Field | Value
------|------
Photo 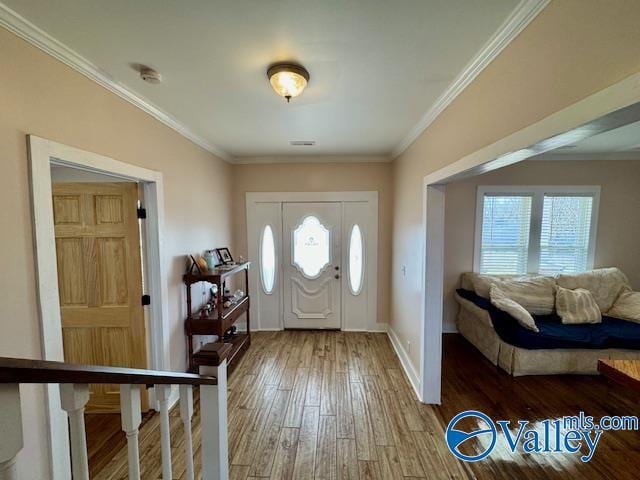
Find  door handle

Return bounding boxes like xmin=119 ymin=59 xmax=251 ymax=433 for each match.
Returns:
xmin=335 ymin=274 xmax=341 ymax=279
xmin=335 ymin=266 xmax=340 ymax=270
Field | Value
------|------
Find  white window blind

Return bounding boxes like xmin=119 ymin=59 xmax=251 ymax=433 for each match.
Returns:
xmin=475 ymin=186 xmax=599 ymax=275
xmin=539 ymin=195 xmax=593 ymax=274
xmin=479 ymin=195 xmax=532 ymax=274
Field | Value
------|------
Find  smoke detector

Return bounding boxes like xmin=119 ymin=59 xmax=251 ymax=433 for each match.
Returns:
xmin=140 ymin=67 xmax=162 ymax=84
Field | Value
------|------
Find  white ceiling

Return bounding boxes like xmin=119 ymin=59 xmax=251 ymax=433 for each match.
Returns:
xmin=2 ymin=0 xmax=525 ymax=160
xmin=532 ymin=120 xmax=640 ymax=160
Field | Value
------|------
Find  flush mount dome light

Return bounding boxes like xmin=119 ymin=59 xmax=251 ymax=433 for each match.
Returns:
xmin=268 ymin=63 xmax=309 ymax=102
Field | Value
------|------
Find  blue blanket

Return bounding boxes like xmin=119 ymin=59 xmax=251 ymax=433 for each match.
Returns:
xmin=456 ymin=288 xmax=640 ymax=350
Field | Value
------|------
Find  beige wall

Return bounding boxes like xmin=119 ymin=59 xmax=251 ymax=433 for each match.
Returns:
xmin=232 ymin=161 xmax=393 ymax=324
xmin=443 ymin=160 xmax=640 ymax=331
xmin=0 ymin=28 xmax=233 ymax=478
xmin=391 ymin=0 xmax=640 ymax=371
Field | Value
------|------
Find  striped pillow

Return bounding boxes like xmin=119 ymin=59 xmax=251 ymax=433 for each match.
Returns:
xmin=555 ymin=286 xmax=602 ymax=324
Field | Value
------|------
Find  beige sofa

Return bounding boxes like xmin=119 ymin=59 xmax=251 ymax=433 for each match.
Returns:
xmin=455 ymin=271 xmax=640 ymax=376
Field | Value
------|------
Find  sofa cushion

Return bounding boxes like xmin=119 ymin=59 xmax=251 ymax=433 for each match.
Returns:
xmin=490 ymin=285 xmax=539 ymax=332
xmin=456 ymin=288 xmax=640 ymax=350
xmin=608 ymin=288 xmax=640 ymax=323
xmin=491 ymin=276 xmax=556 ymax=315
xmin=555 ymin=286 xmax=601 ymax=325
xmin=469 ymin=274 xmax=508 ymax=298
xmin=556 ymin=267 xmax=630 ymax=313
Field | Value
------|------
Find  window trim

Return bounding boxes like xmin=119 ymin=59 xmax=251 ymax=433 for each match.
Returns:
xmin=473 ymin=185 xmax=601 ymax=274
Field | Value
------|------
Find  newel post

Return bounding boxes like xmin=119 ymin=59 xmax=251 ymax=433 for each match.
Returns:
xmin=200 ymin=360 xmax=229 ymax=480
xmin=0 ymin=384 xmax=22 ymax=480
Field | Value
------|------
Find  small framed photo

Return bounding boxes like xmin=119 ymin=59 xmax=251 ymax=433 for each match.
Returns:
xmin=216 ymin=247 xmax=234 ymax=265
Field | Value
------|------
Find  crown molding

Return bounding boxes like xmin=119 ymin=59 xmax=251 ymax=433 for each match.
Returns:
xmin=391 ymin=0 xmax=550 ymax=159
xmin=0 ymin=2 xmax=233 ymax=163
xmin=233 ymin=155 xmax=392 ymax=165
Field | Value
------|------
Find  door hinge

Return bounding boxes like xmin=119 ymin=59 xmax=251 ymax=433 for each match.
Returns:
xmin=137 ymin=207 xmax=147 ymax=219
xmin=141 ymin=294 xmax=151 ymax=306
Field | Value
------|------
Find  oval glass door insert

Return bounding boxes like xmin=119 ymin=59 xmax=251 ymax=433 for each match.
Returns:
xmin=293 ymin=215 xmax=330 ymax=278
xmin=261 ymin=225 xmax=276 ymax=293
xmin=348 ymin=224 xmax=364 ymax=294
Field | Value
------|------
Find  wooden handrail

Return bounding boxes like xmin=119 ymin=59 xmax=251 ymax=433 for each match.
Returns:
xmin=0 ymin=357 xmax=217 ymax=386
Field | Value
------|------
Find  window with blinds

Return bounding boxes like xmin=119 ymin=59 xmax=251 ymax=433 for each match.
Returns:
xmin=475 ymin=187 xmax=598 ymax=275
xmin=539 ymin=196 xmax=594 ymax=274
xmin=479 ymin=195 xmax=532 ymax=274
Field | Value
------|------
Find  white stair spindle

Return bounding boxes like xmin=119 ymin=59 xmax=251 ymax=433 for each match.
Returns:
xmin=120 ymin=384 xmax=142 ymax=480
xmin=200 ymin=360 xmax=229 ymax=480
xmin=0 ymin=384 xmax=22 ymax=480
xmin=179 ymin=385 xmax=194 ymax=480
xmin=59 ymin=383 xmax=90 ymax=480
xmin=155 ymin=384 xmax=173 ymax=480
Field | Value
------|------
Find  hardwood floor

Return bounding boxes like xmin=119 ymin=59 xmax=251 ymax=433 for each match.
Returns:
xmin=88 ymin=331 xmax=640 ymax=479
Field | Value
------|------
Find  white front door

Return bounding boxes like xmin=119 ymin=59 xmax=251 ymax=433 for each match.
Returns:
xmin=283 ymin=202 xmax=342 ymax=329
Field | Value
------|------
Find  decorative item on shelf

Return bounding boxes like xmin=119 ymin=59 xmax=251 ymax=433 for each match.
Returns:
xmin=203 ymin=249 xmax=221 ymax=270
xmin=233 ymin=290 xmax=245 ymax=303
xmin=216 ymin=247 xmax=234 ymax=265
xmin=223 ymin=325 xmax=237 ymax=342
xmin=188 ymin=254 xmax=203 ymax=274
xmin=210 ymin=284 xmax=219 ymax=302
xmin=196 ymin=255 xmax=209 ymax=272
xmin=200 ymin=302 xmax=213 ymax=317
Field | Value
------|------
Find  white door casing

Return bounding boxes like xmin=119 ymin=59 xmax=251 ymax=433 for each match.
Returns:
xmin=283 ymin=203 xmax=342 ymax=329
xmin=29 ymin=136 xmax=170 ymax=479
xmin=246 ymin=191 xmax=378 ymax=332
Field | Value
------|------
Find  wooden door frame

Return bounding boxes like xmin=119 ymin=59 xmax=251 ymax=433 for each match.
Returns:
xmin=417 ymin=72 xmax=640 ymax=405
xmin=246 ymin=191 xmax=379 ymax=332
xmin=29 ymin=136 xmax=170 ymax=479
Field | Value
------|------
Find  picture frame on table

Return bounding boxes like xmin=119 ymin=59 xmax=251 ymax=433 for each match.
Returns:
xmin=216 ymin=247 xmax=234 ymax=265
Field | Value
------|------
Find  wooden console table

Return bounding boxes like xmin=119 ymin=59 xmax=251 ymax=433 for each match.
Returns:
xmin=183 ymin=262 xmax=251 ymax=373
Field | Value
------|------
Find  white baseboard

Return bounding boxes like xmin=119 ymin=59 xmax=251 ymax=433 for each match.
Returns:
xmin=386 ymin=326 xmax=422 ymax=402
xmin=253 ymin=327 xmax=389 ymax=333
xmin=341 ymin=328 xmax=387 ymax=333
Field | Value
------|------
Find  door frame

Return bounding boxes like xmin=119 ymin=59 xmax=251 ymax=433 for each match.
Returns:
xmin=246 ymin=191 xmax=379 ymax=332
xmin=29 ymin=135 xmax=171 ymax=479
xmin=418 ymin=72 xmax=640 ymax=405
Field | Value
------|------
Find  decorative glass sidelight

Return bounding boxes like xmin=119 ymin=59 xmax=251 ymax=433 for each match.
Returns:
xmin=261 ymin=225 xmax=276 ymax=293
xmin=293 ymin=215 xmax=330 ymax=278
xmin=348 ymin=224 xmax=364 ymax=294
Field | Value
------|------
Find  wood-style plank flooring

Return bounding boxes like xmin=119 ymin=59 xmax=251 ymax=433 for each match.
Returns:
xmin=88 ymin=331 xmax=640 ymax=479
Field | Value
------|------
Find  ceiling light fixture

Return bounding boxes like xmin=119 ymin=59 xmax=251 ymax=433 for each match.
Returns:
xmin=267 ymin=63 xmax=309 ymax=103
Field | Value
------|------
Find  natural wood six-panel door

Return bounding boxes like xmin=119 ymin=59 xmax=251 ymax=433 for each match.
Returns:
xmin=53 ymin=182 xmax=148 ymax=413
